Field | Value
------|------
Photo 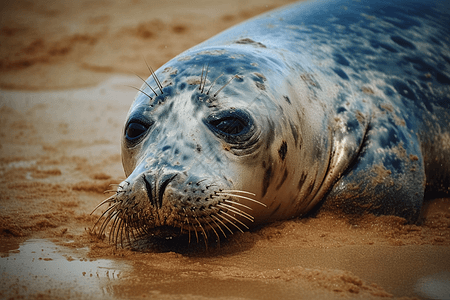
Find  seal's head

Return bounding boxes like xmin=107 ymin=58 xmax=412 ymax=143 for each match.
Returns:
xmin=94 ymin=46 xmax=335 ymax=244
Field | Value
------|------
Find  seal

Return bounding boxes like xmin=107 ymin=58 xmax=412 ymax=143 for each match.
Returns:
xmin=93 ymin=0 xmax=450 ymax=244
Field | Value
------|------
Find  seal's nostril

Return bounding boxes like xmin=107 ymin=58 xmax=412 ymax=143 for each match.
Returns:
xmin=157 ymin=173 xmax=178 ymax=208
xmin=142 ymin=175 xmax=155 ymax=207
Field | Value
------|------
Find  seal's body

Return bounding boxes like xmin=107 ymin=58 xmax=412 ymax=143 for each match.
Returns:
xmin=96 ymin=0 xmax=450 ymax=241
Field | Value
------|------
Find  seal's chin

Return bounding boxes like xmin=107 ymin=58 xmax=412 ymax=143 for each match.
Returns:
xmin=130 ymin=224 xmax=216 ymax=253
xmin=143 ymin=225 xmax=184 ymax=240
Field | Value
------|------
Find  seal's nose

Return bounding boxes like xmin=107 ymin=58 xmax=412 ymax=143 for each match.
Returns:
xmin=141 ymin=172 xmax=178 ymax=208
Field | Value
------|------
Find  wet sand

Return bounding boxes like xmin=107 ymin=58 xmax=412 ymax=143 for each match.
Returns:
xmin=1 ymin=0 xmax=449 ymax=299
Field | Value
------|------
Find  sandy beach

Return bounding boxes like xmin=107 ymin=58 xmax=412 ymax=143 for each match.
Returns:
xmin=1 ymin=0 xmax=449 ymax=299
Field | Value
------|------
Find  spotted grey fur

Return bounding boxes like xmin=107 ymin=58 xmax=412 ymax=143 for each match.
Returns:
xmin=93 ymin=0 xmax=450 ymax=243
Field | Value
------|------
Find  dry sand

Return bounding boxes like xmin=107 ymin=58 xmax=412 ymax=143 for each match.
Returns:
xmin=0 ymin=0 xmax=449 ymax=299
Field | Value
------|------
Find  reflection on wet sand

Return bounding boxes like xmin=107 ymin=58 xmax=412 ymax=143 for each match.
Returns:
xmin=0 ymin=239 xmax=127 ymax=299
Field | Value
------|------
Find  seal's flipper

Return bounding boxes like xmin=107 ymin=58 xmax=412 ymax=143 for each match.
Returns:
xmin=324 ymin=105 xmax=426 ymax=222
xmin=304 ymin=91 xmax=370 ymax=213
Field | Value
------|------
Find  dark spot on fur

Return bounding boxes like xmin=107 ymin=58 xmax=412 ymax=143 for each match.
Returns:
xmin=235 ymin=38 xmax=266 ymax=48
xmin=436 ymin=71 xmax=450 ymax=85
xmin=362 ymin=87 xmax=374 ymax=94
xmin=333 ymin=68 xmax=349 ymax=80
xmin=283 ymin=95 xmax=291 ymax=104
xmin=300 ymin=73 xmax=320 ymax=89
xmin=370 ymin=39 xmax=398 ymax=53
xmin=392 ymin=80 xmax=417 ymax=101
xmin=196 ymin=144 xmax=201 ymax=153
xmin=254 ymin=73 xmax=266 ymax=81
xmin=297 ymin=173 xmax=307 ymax=190
xmin=442 ymin=55 xmax=450 ymax=65
xmin=337 ymin=106 xmax=346 ymax=113
xmin=265 ymin=120 xmax=275 ymax=149
xmin=289 ymin=120 xmax=299 ymax=147
xmin=256 ymin=82 xmax=266 ymax=90
xmin=262 ymin=166 xmax=272 ymax=197
xmin=270 ymin=203 xmax=282 ymax=216
xmin=276 ymin=169 xmax=288 ymax=190
xmin=306 ymin=180 xmax=315 ymax=195
xmin=391 ymin=35 xmax=416 ymax=50
xmin=278 ymin=141 xmax=288 ymax=161
xmin=334 ymin=53 xmax=350 ymax=66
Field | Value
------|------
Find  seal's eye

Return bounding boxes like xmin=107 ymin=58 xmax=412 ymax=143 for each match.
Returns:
xmin=126 ymin=122 xmax=148 ymax=140
xmin=124 ymin=117 xmax=153 ymax=147
xmin=205 ymin=109 xmax=254 ymax=144
xmin=209 ymin=117 xmax=246 ymax=135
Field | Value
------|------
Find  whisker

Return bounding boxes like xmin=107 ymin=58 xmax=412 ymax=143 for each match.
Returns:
xmin=127 ymin=85 xmax=153 ymax=100
xmin=216 ymin=213 xmax=245 ymax=233
xmin=120 ymin=217 xmax=128 ymax=248
xmin=213 ymin=75 xmax=236 ymax=98
xmin=200 ymin=63 xmax=209 ymax=93
xmin=206 ymin=73 xmax=224 ymax=95
xmin=205 ymin=219 xmax=220 ymax=244
xmin=109 ymin=183 xmax=121 ymax=186
xmin=209 ymin=216 xmax=226 ymax=238
xmin=188 ymin=224 xmax=192 ymax=244
xmin=123 ymin=222 xmax=131 ymax=246
xmin=216 ymin=192 xmax=267 ymax=207
xmin=96 ymin=203 xmax=117 ymax=226
xmin=93 ymin=206 xmax=116 ymax=233
xmin=193 ymin=224 xmax=199 ymax=244
xmin=195 ymin=217 xmax=208 ymax=240
xmin=134 ymin=73 xmax=158 ymax=97
xmin=117 ymin=219 xmax=126 ymax=247
xmin=203 ymin=64 xmax=210 ymax=93
xmin=144 ymin=59 xmax=163 ymax=94
xmin=128 ymin=222 xmax=137 ymax=242
xmin=195 ymin=217 xmax=208 ymax=249
xmin=217 ymin=203 xmax=254 ymax=222
xmin=221 ymin=190 xmax=256 ymax=196
xmin=109 ymin=211 xmax=121 ymax=244
xmin=115 ymin=218 xmax=123 ymax=247
xmin=196 ymin=178 xmax=208 ymax=186
xmin=219 ymin=210 xmax=250 ymax=230
xmin=119 ymin=209 xmax=129 ymax=247
xmin=183 ymin=208 xmax=192 ymax=244
xmin=103 ymin=190 xmax=118 ymax=194
xmin=211 ymin=214 xmax=233 ymax=235
xmin=222 ymin=199 xmax=253 ymax=211
xmin=91 ymin=195 xmax=117 ymax=215
xmin=97 ymin=210 xmax=116 ymax=237
xmin=179 ymin=220 xmax=184 ymax=235
xmin=199 ymin=64 xmax=205 ymax=91
xmin=134 ymin=222 xmax=145 ymax=238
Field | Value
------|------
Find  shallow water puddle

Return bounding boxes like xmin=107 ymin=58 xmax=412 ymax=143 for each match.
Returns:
xmin=0 ymin=239 xmax=128 ymax=299
xmin=415 ymin=272 xmax=450 ymax=300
